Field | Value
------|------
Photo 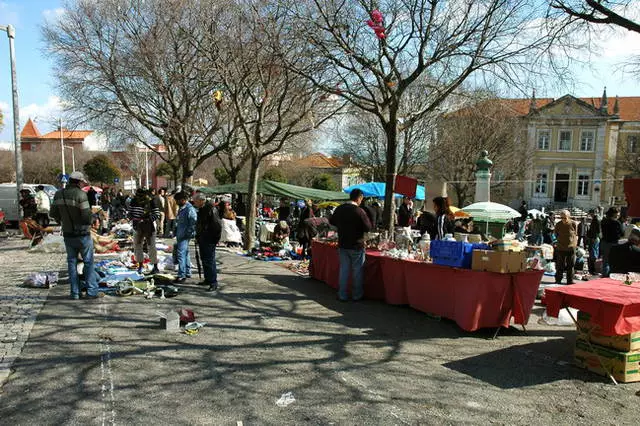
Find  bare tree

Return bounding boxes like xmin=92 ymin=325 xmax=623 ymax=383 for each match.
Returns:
xmin=551 ymin=0 xmax=640 ymax=33
xmin=282 ymin=0 xmax=570 ymax=232
xmin=426 ymin=96 xmax=528 ymax=206
xmin=43 ymin=0 xmax=230 ymax=185
xmin=198 ymin=0 xmax=342 ymax=249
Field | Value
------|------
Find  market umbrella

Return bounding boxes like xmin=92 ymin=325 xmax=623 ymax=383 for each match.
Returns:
xmin=527 ymin=208 xmax=546 ymax=217
xmin=450 ymin=206 xmax=471 ymax=218
xmin=343 ymin=182 xmax=426 ymax=200
xmin=461 ymin=202 xmax=521 ymax=222
xmin=316 ymin=201 xmax=341 ymax=209
xmin=82 ymin=186 xmax=103 ymax=193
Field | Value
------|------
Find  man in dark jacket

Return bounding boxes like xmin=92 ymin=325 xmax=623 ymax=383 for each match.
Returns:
xmin=609 ymin=227 xmax=640 ymax=274
xmin=600 ymin=206 xmax=624 ymax=277
xmin=50 ymin=171 xmax=100 ymax=300
xmin=397 ymin=196 xmax=413 ymax=227
xmin=329 ymin=188 xmax=372 ymax=302
xmin=585 ymin=209 xmax=601 ymax=275
xmin=193 ymin=192 xmax=222 ymax=291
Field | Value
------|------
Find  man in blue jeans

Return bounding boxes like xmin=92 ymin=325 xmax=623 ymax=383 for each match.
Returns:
xmin=193 ymin=192 xmax=222 ymax=291
xmin=329 ymin=189 xmax=372 ymax=301
xmin=50 ymin=171 xmax=100 ymax=300
xmin=174 ymin=191 xmax=197 ymax=283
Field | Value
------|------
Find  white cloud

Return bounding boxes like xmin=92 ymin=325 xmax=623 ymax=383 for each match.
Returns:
xmin=0 ymin=2 xmax=20 ymax=27
xmin=42 ymin=7 xmax=66 ymax=21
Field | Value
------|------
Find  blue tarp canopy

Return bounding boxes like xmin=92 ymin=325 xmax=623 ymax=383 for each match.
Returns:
xmin=343 ymin=182 xmax=425 ymax=201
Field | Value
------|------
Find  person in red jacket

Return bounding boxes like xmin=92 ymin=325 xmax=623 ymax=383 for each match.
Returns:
xmin=329 ymin=189 xmax=372 ymax=302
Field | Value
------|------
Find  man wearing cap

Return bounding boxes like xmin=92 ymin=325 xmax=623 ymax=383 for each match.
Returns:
xmin=174 ymin=191 xmax=197 ymax=283
xmin=193 ymin=192 xmax=222 ymax=291
xmin=50 ymin=171 xmax=101 ymax=300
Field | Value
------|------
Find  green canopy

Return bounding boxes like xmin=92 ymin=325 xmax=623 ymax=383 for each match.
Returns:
xmin=197 ymin=179 xmax=349 ymax=201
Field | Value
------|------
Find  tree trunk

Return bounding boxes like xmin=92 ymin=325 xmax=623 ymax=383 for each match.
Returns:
xmin=382 ymin=112 xmax=398 ymax=236
xmin=230 ymin=168 xmax=239 ymax=184
xmin=244 ymin=155 xmax=260 ymax=250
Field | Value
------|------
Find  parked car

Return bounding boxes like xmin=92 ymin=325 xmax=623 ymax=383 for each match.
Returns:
xmin=0 ymin=183 xmax=58 ymax=224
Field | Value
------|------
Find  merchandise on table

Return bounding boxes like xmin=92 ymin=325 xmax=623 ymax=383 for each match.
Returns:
xmin=577 ymin=311 xmax=640 ymax=352
xmin=574 ymin=339 xmax=640 ymax=383
xmin=490 ymin=238 xmax=525 ymax=252
xmin=471 ymin=250 xmax=526 ymax=273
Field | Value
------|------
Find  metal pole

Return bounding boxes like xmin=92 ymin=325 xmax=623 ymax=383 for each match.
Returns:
xmin=2 ymin=25 xmax=24 ymax=213
xmin=72 ymin=146 xmax=75 ymax=172
xmin=60 ymin=117 xmax=65 ymax=176
xmin=145 ymin=147 xmax=149 ymax=188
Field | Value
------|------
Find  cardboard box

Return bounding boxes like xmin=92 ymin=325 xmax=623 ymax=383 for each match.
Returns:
xmin=574 ymin=339 xmax=640 ymax=383
xmin=576 ymin=311 xmax=640 ymax=352
xmin=471 ymin=250 xmax=526 ymax=273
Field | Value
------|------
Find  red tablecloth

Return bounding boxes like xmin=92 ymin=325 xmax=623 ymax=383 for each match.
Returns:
xmin=311 ymin=241 xmax=543 ymax=331
xmin=309 ymin=242 xmax=385 ymax=300
xmin=545 ymin=279 xmax=640 ymax=336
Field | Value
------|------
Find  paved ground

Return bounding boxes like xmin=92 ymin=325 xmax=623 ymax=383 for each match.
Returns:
xmin=0 ymin=235 xmax=65 ymax=385
xmin=0 ymin=241 xmax=639 ymax=425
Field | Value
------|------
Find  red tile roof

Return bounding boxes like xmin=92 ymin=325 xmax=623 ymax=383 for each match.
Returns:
xmin=39 ymin=128 xmax=93 ymax=140
xmin=20 ymin=118 xmax=41 ymax=138
xmin=498 ymin=96 xmax=640 ymax=121
xmin=295 ymin=152 xmax=345 ymax=168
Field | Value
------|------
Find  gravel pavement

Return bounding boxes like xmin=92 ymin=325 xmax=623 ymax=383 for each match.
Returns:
xmin=0 ymin=242 xmax=639 ymax=425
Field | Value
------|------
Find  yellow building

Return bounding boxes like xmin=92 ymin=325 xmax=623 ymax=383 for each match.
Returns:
xmin=519 ymin=91 xmax=640 ymax=210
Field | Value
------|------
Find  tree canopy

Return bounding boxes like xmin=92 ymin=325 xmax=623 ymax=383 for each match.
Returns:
xmin=84 ymin=154 xmax=121 ymax=185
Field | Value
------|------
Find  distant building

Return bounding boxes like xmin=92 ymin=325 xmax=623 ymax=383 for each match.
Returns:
xmin=517 ymin=90 xmax=640 ymax=210
xmin=292 ymin=152 xmax=363 ymax=189
xmin=20 ymin=118 xmax=92 ymax=152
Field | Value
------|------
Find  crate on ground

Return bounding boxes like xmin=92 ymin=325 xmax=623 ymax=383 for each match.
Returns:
xmin=576 ymin=311 xmax=640 ymax=352
xmin=574 ymin=339 xmax=640 ymax=383
xmin=431 ymin=240 xmax=490 ymax=269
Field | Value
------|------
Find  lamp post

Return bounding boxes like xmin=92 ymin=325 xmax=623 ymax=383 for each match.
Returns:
xmin=0 ymin=24 xmax=24 ymax=212
xmin=64 ymin=145 xmax=75 ymax=172
xmin=60 ymin=117 xmax=65 ymax=176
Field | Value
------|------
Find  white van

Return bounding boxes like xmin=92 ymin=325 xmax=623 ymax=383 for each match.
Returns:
xmin=0 ymin=183 xmax=58 ymax=224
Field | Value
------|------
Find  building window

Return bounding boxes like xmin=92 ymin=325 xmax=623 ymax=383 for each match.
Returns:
xmin=629 ymin=136 xmax=638 ymax=153
xmin=577 ymin=174 xmax=590 ymax=196
xmin=30 ymin=144 xmax=37 ymax=152
xmin=580 ymin=130 xmax=594 ymax=151
xmin=535 ymin=173 xmax=548 ymax=194
xmin=537 ymin=130 xmax=550 ymax=150
xmin=558 ymin=130 xmax=572 ymax=151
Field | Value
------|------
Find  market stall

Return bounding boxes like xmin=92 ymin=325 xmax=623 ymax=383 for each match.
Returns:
xmin=544 ymin=277 xmax=640 ymax=383
xmin=310 ymin=240 xmax=543 ymax=332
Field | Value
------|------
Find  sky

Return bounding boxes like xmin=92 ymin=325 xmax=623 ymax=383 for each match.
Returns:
xmin=1 ymin=1 xmax=640 ymax=150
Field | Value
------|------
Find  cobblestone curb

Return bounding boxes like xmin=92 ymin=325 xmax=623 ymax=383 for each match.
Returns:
xmin=0 ymin=237 xmax=65 ymax=387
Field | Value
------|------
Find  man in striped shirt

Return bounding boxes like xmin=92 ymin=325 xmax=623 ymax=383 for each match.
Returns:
xmin=129 ymin=188 xmax=162 ymax=274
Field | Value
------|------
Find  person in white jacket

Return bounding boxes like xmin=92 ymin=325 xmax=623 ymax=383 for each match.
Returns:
xmin=35 ymin=185 xmax=51 ymax=227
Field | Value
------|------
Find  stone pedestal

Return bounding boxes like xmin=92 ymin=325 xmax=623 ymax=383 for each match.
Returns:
xmin=474 ymin=150 xmax=493 ymax=203
xmin=475 ymin=169 xmax=491 ymax=203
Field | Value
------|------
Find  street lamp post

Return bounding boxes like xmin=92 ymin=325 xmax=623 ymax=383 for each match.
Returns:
xmin=0 ymin=24 xmax=24 ymax=212
xmin=64 ymin=145 xmax=75 ymax=172
xmin=60 ymin=117 xmax=65 ymax=176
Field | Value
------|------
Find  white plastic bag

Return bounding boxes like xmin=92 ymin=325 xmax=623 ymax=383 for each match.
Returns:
xmin=29 ymin=235 xmax=66 ymax=253
xmin=23 ymin=271 xmax=58 ymax=288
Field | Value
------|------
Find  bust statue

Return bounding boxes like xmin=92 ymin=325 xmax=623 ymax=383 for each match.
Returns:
xmin=476 ymin=150 xmax=493 ymax=172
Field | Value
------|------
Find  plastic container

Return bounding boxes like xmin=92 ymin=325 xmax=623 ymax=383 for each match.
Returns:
xmin=431 ymin=240 xmax=473 ymax=268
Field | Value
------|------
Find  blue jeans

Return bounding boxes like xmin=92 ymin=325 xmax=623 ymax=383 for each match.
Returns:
xmin=600 ymin=241 xmax=615 ymax=277
xmin=198 ymin=242 xmax=218 ymax=285
xmin=586 ymin=238 xmax=600 ymax=275
xmin=64 ymin=234 xmax=98 ymax=298
xmin=516 ymin=221 xmax=526 ymax=240
xmin=338 ymin=248 xmax=366 ymax=301
xmin=175 ymin=238 xmax=192 ymax=279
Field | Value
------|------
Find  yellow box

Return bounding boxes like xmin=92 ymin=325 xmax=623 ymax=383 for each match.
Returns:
xmin=574 ymin=339 xmax=640 ymax=383
xmin=471 ymin=250 xmax=526 ymax=273
xmin=576 ymin=311 xmax=640 ymax=352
